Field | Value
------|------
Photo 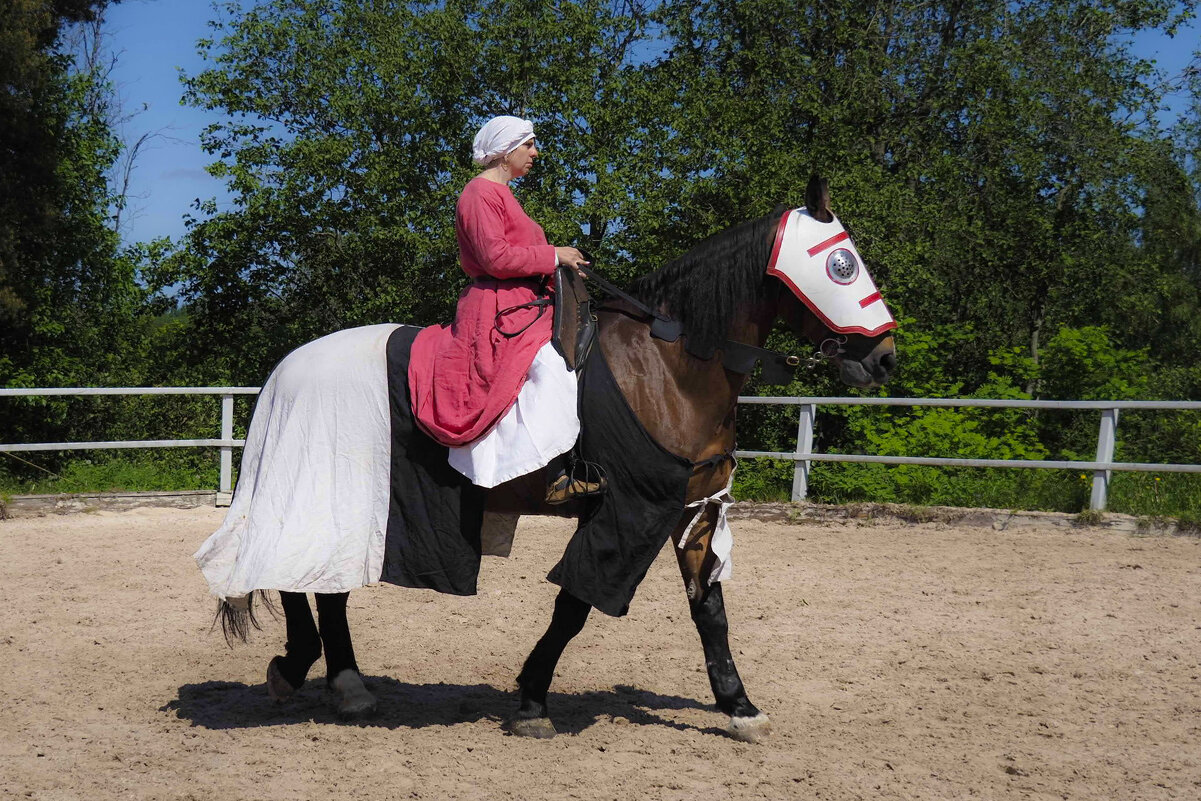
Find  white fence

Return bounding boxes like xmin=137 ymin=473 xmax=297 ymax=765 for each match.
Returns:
xmin=3 ymin=389 xmax=1201 ymax=510
xmin=0 ymin=387 xmax=258 ymax=504
xmin=735 ymin=397 xmax=1201 ymax=509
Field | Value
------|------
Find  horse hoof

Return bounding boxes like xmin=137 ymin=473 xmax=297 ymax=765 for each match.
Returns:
xmin=330 ymin=669 xmax=378 ymax=720
xmin=266 ymin=656 xmax=296 ymax=702
xmin=506 ymin=717 xmax=557 ymax=739
xmin=728 ymin=712 xmax=772 ymax=743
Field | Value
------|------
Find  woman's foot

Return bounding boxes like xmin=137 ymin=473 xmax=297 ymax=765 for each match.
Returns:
xmin=544 ymin=473 xmax=606 ymax=505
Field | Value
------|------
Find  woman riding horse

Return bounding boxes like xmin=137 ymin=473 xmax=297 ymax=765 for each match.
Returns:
xmin=408 ymin=115 xmax=602 ymax=504
xmin=195 ymin=169 xmax=897 ymax=739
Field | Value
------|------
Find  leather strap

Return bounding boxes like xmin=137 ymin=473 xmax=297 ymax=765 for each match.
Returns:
xmin=494 ymin=298 xmax=552 ymax=338
xmin=580 ymin=262 xmax=798 ymax=381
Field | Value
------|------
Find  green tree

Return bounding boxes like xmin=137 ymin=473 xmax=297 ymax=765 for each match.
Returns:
xmin=648 ymin=1 xmax=1200 ymax=381
xmin=161 ymin=0 xmax=667 ymax=382
xmin=2 ymin=0 xmax=123 ymax=374
xmin=165 ymin=1 xmax=1201 ymax=510
xmin=0 ymin=1 xmax=173 ymax=461
xmin=170 ymin=2 xmax=1201 ymax=384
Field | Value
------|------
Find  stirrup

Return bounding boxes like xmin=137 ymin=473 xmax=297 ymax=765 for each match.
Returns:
xmin=544 ymin=458 xmax=607 ymax=505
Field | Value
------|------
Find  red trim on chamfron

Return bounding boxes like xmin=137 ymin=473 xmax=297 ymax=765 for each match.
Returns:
xmin=765 ymin=266 xmax=898 ymax=337
xmin=858 ymin=291 xmax=882 ymax=308
xmin=806 ymin=230 xmax=849 ymax=257
xmin=766 ymin=210 xmax=792 ymax=273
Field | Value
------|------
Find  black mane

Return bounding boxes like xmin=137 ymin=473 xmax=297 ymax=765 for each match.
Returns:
xmin=629 ymin=207 xmax=786 ymax=357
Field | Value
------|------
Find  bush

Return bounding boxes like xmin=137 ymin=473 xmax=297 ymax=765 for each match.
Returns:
xmin=0 ymin=451 xmax=221 ymax=495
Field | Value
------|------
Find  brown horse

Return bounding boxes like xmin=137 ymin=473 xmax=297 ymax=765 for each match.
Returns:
xmin=216 ymin=176 xmax=896 ymax=742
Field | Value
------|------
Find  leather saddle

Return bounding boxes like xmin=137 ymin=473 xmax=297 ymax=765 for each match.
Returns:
xmin=551 ymin=265 xmax=597 ymax=372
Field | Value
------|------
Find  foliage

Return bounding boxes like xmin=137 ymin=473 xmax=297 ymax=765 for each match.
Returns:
xmin=0 ymin=451 xmax=220 ymax=495
xmin=153 ymin=0 xmax=678 ymax=383
xmin=1108 ymin=472 xmax=1201 ymax=518
xmin=163 ymin=0 xmax=1201 ymax=388
xmin=0 ymin=0 xmax=160 ymax=456
xmin=737 ymin=322 xmax=1199 ymax=512
xmin=4 ymin=1 xmax=1201 ymax=516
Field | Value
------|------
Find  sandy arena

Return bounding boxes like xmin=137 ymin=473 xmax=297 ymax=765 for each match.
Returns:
xmin=1 ymin=505 xmax=1199 ymax=800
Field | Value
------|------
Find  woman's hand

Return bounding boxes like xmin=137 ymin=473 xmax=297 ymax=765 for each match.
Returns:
xmin=554 ymin=247 xmax=590 ymax=276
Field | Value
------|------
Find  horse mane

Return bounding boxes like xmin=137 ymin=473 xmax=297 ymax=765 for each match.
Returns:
xmin=629 ymin=207 xmax=787 ymax=357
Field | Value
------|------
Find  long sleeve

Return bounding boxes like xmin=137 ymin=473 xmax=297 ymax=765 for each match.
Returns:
xmin=410 ymin=177 xmax=558 ymax=447
xmin=456 ymin=181 xmax=557 ymax=279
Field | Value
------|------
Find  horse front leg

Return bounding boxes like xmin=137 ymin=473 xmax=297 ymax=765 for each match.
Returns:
xmin=674 ymin=507 xmax=772 ymax=742
xmin=509 ymin=588 xmax=591 ymax=738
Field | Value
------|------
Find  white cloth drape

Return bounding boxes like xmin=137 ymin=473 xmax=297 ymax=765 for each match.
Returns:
xmin=195 ymin=324 xmax=399 ymax=600
xmin=195 ymin=326 xmax=578 ymax=601
xmin=448 ymin=342 xmax=579 ymax=488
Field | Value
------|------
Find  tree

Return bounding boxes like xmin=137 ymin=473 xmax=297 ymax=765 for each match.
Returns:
xmin=162 ymin=0 xmax=669 ymax=382
xmin=0 ymin=0 xmax=164 ymax=454
xmin=1 ymin=0 xmax=121 ymax=351
xmin=648 ymin=1 xmax=1201 ymax=384
xmin=169 ymin=1 xmax=1201 ymax=392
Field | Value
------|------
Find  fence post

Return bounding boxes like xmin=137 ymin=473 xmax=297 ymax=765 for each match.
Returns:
xmin=218 ymin=394 xmax=234 ymax=507
xmin=1089 ymin=407 xmax=1119 ymax=511
xmin=791 ymin=403 xmax=817 ymax=502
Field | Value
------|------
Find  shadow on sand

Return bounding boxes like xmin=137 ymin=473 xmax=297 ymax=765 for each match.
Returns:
xmin=160 ymin=676 xmax=727 ymax=737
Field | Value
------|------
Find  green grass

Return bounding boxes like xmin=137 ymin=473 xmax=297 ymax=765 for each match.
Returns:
xmin=0 ymin=452 xmax=221 ymax=496
xmin=732 ymin=458 xmax=1201 ymax=519
xmin=5 ymin=452 xmax=1199 ymax=523
xmin=1105 ymin=472 xmax=1201 ymax=519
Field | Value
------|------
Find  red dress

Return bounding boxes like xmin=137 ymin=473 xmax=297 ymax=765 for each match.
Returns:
xmin=409 ymin=177 xmax=557 ymax=446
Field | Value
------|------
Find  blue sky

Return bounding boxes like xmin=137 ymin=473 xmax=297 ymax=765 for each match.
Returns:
xmin=104 ymin=1 xmax=233 ymax=247
xmin=103 ymin=1 xmax=1200 ymax=248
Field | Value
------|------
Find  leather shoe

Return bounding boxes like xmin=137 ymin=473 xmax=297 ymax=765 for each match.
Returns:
xmin=545 ymin=473 xmax=607 ymax=505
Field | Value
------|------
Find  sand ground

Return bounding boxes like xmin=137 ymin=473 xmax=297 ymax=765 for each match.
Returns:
xmin=1 ymin=506 xmax=1199 ymax=800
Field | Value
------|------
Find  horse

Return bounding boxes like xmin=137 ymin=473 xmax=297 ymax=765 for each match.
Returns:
xmin=202 ymin=175 xmax=897 ymax=742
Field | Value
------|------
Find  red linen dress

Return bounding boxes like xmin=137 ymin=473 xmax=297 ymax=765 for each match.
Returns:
xmin=409 ymin=176 xmax=558 ymax=446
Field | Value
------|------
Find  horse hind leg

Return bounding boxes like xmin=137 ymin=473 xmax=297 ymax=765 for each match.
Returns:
xmin=266 ymin=591 xmax=323 ymax=702
xmin=315 ymin=591 xmax=377 ymax=719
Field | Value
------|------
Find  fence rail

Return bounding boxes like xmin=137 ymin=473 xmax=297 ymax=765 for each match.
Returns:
xmin=0 ymin=387 xmax=258 ymax=503
xmin=734 ymin=397 xmax=1201 ymax=509
xmin=4 ymin=388 xmax=1200 ymax=510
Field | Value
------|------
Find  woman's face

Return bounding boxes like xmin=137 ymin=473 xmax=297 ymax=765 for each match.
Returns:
xmin=505 ymin=138 xmax=538 ymax=178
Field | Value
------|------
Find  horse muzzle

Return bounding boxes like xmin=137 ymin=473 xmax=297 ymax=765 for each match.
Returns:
xmin=837 ymin=336 xmax=896 ymax=388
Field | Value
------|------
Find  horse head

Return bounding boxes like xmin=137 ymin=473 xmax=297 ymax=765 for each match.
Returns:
xmin=773 ymin=175 xmax=897 ymax=389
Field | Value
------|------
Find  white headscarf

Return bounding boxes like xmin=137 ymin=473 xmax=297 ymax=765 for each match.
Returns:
xmin=472 ymin=115 xmax=535 ymax=166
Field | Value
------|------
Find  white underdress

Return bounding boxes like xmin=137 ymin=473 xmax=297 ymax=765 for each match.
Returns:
xmin=448 ymin=342 xmax=579 ymax=488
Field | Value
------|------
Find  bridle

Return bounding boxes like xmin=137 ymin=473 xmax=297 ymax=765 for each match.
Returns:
xmin=578 ymin=262 xmax=841 ymax=383
xmin=812 ymin=334 xmax=849 ymax=365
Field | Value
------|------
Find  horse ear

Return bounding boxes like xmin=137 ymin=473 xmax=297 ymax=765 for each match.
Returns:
xmin=805 ymin=174 xmax=834 ymax=223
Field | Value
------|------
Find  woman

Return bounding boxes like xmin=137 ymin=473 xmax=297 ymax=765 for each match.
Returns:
xmin=408 ymin=115 xmax=601 ymax=503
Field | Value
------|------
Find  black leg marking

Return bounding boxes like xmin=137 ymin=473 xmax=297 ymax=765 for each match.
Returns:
xmin=275 ymin=591 xmax=322 ymax=690
xmin=315 ymin=591 xmax=358 ymax=684
xmin=515 ymin=589 xmax=591 ymax=721
xmin=691 ymin=583 xmax=760 ymax=719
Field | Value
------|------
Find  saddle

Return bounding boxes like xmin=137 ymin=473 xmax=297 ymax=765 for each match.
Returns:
xmin=551 ymin=265 xmax=597 ymax=372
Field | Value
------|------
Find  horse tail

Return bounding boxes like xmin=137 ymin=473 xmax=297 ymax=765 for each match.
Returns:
xmin=213 ymin=590 xmax=277 ymax=645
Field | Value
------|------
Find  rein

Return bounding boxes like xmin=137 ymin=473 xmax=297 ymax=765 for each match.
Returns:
xmin=494 ymin=297 xmax=551 ymax=338
xmin=577 ymin=264 xmax=682 ymax=342
xmin=578 ymin=263 xmax=841 ymax=382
